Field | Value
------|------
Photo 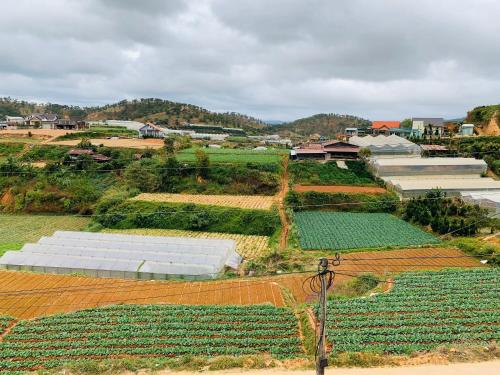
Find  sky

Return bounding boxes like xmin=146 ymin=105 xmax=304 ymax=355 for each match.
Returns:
xmin=1 ymin=0 xmax=499 ymax=122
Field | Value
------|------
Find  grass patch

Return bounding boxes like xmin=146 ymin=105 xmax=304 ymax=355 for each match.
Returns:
xmin=289 ymin=160 xmax=378 ymax=186
xmin=328 ymin=274 xmax=380 ymax=300
xmin=176 ymin=147 xmax=285 ymax=165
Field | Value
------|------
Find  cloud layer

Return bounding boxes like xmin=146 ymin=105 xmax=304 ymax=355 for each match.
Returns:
xmin=1 ymin=0 xmax=499 ymax=120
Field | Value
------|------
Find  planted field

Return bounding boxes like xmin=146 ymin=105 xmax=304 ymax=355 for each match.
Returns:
xmin=0 ymin=316 xmax=14 ymax=335
xmin=0 ymin=304 xmax=302 ymax=371
xmin=0 ymin=214 xmax=90 ymax=255
xmin=295 ymin=212 xmax=439 ymax=250
xmin=327 ymin=268 xmax=500 ymax=354
xmin=103 ymin=228 xmax=270 ymax=259
xmin=289 ymin=160 xmax=376 ymax=186
xmin=131 ymin=193 xmax=276 ymax=210
xmin=0 ymin=271 xmax=285 ymax=319
xmin=293 ymin=185 xmax=387 ymax=194
xmin=176 ymin=148 xmax=285 ymax=164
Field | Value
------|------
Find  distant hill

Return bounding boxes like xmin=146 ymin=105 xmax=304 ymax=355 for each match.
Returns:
xmin=0 ymin=98 xmax=266 ymax=132
xmin=270 ymin=113 xmax=371 ymax=138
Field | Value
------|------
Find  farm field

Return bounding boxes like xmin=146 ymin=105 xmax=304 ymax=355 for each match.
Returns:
xmin=289 ymin=160 xmax=377 ymax=186
xmin=131 ymin=193 xmax=277 ymax=210
xmin=0 ymin=214 xmax=90 ymax=255
xmin=103 ymin=228 xmax=271 ymax=259
xmin=295 ymin=212 xmax=440 ymax=250
xmin=176 ymin=147 xmax=285 ymax=164
xmin=326 ymin=268 xmax=500 ymax=354
xmin=293 ymin=185 xmax=387 ymax=194
xmin=0 ymin=316 xmax=14 ymax=335
xmin=0 ymin=271 xmax=286 ymax=319
xmin=48 ymin=138 xmax=164 ymax=149
xmin=0 ymin=304 xmax=302 ymax=372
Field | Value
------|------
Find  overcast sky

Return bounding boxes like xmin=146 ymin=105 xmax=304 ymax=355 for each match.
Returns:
xmin=1 ymin=0 xmax=499 ymax=121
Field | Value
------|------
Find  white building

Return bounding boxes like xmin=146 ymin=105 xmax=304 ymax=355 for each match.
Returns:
xmin=411 ymin=118 xmax=444 ymax=137
xmin=460 ymin=124 xmax=475 ymax=136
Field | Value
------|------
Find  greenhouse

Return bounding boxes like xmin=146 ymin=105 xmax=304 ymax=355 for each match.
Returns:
xmin=370 ymin=157 xmax=488 ymax=177
xmin=0 ymin=231 xmax=242 ymax=280
xmin=349 ymin=135 xmax=422 ymax=157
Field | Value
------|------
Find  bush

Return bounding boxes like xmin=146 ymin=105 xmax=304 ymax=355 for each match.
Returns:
xmin=285 ymin=190 xmax=400 ymax=213
xmin=289 ymin=160 xmax=377 ymax=186
xmin=96 ymin=200 xmax=280 ymax=236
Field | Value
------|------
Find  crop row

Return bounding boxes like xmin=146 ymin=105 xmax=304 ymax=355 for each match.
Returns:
xmin=326 ymin=269 xmax=499 ymax=354
xmin=331 ymin=341 xmax=493 ymax=355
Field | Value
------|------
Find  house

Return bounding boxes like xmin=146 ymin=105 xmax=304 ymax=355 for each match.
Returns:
xmin=389 ymin=128 xmax=412 ymax=138
xmin=460 ymin=124 xmax=475 ymax=136
xmin=24 ymin=113 xmax=58 ymax=129
xmin=67 ymin=149 xmax=111 ymax=163
xmin=0 ymin=121 xmax=7 ymax=129
xmin=55 ymin=118 xmax=87 ymax=130
xmin=291 ymin=140 xmax=360 ymax=161
xmin=345 ymin=128 xmax=359 ymax=137
xmin=371 ymin=121 xmax=401 ymax=135
xmin=5 ymin=116 xmax=25 ymax=127
xmin=411 ymin=118 xmax=444 ymax=137
xmin=139 ymin=123 xmax=165 ymax=138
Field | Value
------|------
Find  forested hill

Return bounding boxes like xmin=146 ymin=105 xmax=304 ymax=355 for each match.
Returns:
xmin=271 ymin=113 xmax=371 ymax=138
xmin=0 ymin=98 xmax=266 ymax=131
xmin=466 ymin=104 xmax=500 ymax=124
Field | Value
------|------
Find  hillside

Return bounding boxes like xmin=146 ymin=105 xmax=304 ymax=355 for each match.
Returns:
xmin=466 ymin=104 xmax=500 ymax=136
xmin=0 ymin=98 xmax=265 ymax=132
xmin=270 ymin=113 xmax=371 ymax=138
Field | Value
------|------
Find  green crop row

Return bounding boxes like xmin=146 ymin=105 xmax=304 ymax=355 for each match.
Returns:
xmin=326 ymin=269 xmax=500 ymax=354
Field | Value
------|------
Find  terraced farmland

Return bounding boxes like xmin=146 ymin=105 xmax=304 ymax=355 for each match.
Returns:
xmin=0 ymin=214 xmax=90 ymax=255
xmin=326 ymin=268 xmax=500 ymax=354
xmin=295 ymin=212 xmax=439 ymax=250
xmin=176 ymin=148 xmax=285 ymax=164
xmin=0 ymin=271 xmax=285 ymax=319
xmin=131 ymin=193 xmax=276 ymax=210
xmin=0 ymin=304 xmax=302 ymax=372
xmin=103 ymin=228 xmax=270 ymax=259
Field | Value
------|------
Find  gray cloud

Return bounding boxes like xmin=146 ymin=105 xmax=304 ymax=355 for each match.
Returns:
xmin=0 ymin=0 xmax=499 ymax=120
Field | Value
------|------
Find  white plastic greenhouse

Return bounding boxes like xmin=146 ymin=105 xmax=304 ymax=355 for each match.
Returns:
xmin=349 ymin=135 xmax=422 ymax=157
xmin=0 ymin=231 xmax=242 ymax=280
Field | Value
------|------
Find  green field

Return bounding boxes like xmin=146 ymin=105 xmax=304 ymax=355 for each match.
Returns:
xmin=289 ymin=160 xmax=377 ymax=186
xmin=0 ymin=214 xmax=90 ymax=255
xmin=326 ymin=268 xmax=499 ymax=354
xmin=176 ymin=147 xmax=285 ymax=164
xmin=0 ymin=304 xmax=303 ymax=372
xmin=295 ymin=212 xmax=439 ymax=250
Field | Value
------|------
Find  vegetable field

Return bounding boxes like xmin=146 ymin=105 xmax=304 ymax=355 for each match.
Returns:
xmin=0 ymin=304 xmax=303 ymax=371
xmin=131 ymin=193 xmax=276 ymax=210
xmin=103 ymin=228 xmax=270 ymax=259
xmin=326 ymin=268 xmax=500 ymax=354
xmin=0 ymin=214 xmax=90 ymax=255
xmin=289 ymin=160 xmax=376 ymax=186
xmin=176 ymin=148 xmax=285 ymax=164
xmin=0 ymin=316 xmax=14 ymax=335
xmin=295 ymin=212 xmax=439 ymax=250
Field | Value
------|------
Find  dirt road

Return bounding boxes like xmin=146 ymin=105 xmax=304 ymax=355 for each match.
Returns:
xmin=153 ymin=360 xmax=499 ymax=375
xmin=278 ymin=156 xmax=290 ymax=250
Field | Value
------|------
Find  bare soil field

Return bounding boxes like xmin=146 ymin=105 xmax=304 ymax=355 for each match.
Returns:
xmin=0 ymin=129 xmax=79 ymax=139
xmin=0 ymin=271 xmax=285 ymax=319
xmin=132 ymin=193 xmax=277 ymax=210
xmin=48 ymin=137 xmax=164 ymax=149
xmin=293 ymin=185 xmax=387 ymax=194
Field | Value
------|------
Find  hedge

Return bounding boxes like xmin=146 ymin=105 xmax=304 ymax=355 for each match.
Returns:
xmin=285 ymin=191 xmax=400 ymax=213
xmin=95 ymin=200 xmax=280 ymax=236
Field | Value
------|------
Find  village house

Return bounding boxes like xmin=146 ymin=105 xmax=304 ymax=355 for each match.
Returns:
xmin=67 ymin=149 xmax=111 ymax=163
xmin=5 ymin=116 xmax=25 ymax=127
xmin=411 ymin=117 xmax=444 ymax=137
xmin=55 ymin=118 xmax=88 ymax=130
xmin=291 ymin=140 xmax=360 ymax=161
xmin=24 ymin=113 xmax=58 ymax=129
xmin=139 ymin=123 xmax=165 ymax=138
xmin=371 ymin=121 xmax=401 ymax=135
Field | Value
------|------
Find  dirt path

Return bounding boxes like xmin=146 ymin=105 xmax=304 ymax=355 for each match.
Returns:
xmin=293 ymin=185 xmax=387 ymax=194
xmin=278 ymin=156 xmax=290 ymax=250
xmin=149 ymin=360 xmax=500 ymax=375
xmin=0 ymin=320 xmax=17 ymax=342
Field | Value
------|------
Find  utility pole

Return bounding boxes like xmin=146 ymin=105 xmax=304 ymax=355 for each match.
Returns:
xmin=316 ymin=257 xmax=329 ymax=375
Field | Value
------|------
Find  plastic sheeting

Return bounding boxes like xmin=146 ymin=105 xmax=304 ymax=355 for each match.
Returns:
xmin=0 ymin=231 xmax=242 ymax=280
xmin=350 ymin=135 xmax=422 ymax=157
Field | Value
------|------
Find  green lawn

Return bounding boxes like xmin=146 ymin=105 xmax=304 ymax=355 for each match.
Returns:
xmin=0 ymin=214 xmax=91 ymax=255
xmin=295 ymin=212 xmax=439 ymax=250
xmin=176 ymin=147 xmax=285 ymax=164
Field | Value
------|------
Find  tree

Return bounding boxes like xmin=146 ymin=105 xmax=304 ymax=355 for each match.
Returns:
xmin=195 ymin=149 xmax=210 ymax=179
xmin=124 ymin=159 xmax=160 ymax=192
xmin=400 ymin=118 xmax=412 ymax=129
xmin=163 ymin=137 xmax=175 ymax=155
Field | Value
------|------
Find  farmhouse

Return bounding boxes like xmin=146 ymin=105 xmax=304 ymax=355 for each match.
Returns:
xmin=67 ymin=149 xmax=111 ymax=162
xmin=24 ymin=113 xmax=58 ymax=129
xmin=412 ymin=117 xmax=444 ymax=137
xmin=371 ymin=121 xmax=400 ymax=135
xmin=55 ymin=118 xmax=88 ymax=130
xmin=291 ymin=140 xmax=360 ymax=161
xmin=5 ymin=116 xmax=25 ymax=127
xmin=139 ymin=123 xmax=165 ymax=138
